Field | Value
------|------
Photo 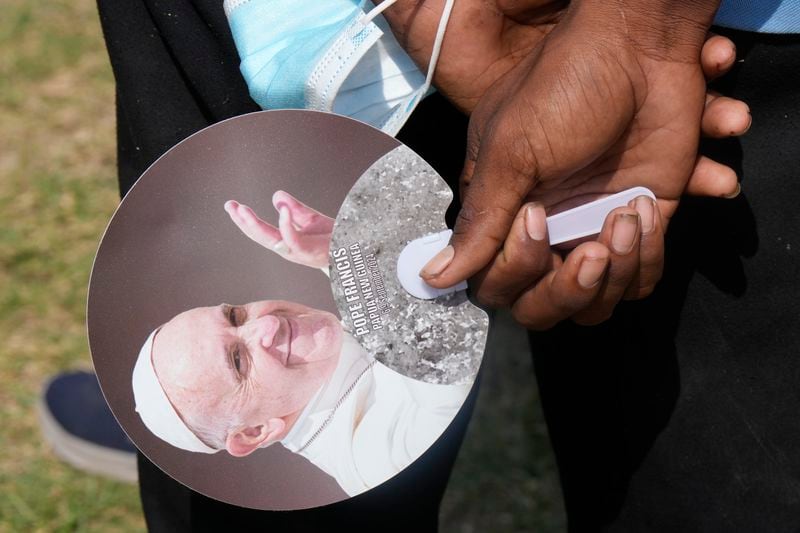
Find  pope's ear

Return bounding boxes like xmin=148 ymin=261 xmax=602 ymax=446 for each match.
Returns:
xmin=225 ymin=419 xmax=286 ymax=457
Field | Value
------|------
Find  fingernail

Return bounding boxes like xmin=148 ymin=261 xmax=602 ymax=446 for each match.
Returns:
xmin=612 ymin=213 xmax=639 ymax=254
xmin=743 ymin=111 xmax=752 ymax=133
xmin=420 ymin=245 xmax=454 ymax=279
xmin=724 ymin=182 xmax=742 ymax=199
xmin=525 ymin=204 xmax=547 ymax=241
xmin=578 ymin=255 xmax=609 ymax=289
xmin=633 ymin=196 xmax=655 ymax=235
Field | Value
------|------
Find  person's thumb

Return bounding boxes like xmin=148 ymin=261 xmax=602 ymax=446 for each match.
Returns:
xmin=277 ymin=205 xmax=303 ymax=253
xmin=420 ymin=132 xmax=536 ymax=289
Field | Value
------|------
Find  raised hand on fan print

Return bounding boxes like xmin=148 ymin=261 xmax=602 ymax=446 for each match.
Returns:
xmin=224 ymin=191 xmax=334 ymax=270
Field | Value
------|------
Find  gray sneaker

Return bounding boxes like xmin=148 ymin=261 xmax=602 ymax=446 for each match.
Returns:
xmin=38 ymin=370 xmax=137 ymax=483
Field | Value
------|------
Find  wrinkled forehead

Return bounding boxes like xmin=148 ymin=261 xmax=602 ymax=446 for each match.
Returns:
xmin=151 ymin=306 xmax=229 ymax=395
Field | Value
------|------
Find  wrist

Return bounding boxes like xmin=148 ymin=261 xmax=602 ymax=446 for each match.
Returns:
xmin=573 ymin=0 xmax=721 ymax=62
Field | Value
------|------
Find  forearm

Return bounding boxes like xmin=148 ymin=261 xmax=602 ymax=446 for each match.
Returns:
xmin=575 ymin=0 xmax=722 ymax=61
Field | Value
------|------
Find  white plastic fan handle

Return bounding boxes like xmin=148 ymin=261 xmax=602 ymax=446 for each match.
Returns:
xmin=546 ymin=186 xmax=655 ymax=245
xmin=397 ymin=186 xmax=655 ymax=300
xmin=397 ymin=229 xmax=468 ymax=300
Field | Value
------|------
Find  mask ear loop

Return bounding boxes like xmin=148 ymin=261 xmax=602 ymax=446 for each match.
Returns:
xmin=422 ymin=0 xmax=455 ymax=91
xmin=363 ymin=0 xmax=402 ymax=23
xmin=363 ymin=0 xmax=455 ymax=93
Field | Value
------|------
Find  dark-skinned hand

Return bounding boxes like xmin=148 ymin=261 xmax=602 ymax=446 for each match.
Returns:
xmin=382 ymin=0 xmax=747 ymax=328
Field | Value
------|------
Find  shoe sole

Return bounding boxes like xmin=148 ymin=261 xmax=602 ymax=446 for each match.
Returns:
xmin=37 ymin=396 xmax=138 ymax=484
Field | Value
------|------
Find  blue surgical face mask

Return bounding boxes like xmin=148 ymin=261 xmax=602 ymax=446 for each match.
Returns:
xmin=224 ymin=0 xmax=454 ymax=136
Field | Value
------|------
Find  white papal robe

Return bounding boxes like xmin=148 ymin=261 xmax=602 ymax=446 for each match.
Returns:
xmin=280 ymin=333 xmax=470 ymax=496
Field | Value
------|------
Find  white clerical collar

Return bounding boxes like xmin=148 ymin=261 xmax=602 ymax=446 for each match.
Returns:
xmin=281 ymin=333 xmax=372 ymax=451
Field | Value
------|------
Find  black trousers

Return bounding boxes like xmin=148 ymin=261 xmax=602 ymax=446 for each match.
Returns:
xmin=528 ymin=29 xmax=800 ymax=532
xmin=97 ymin=0 xmax=800 ymax=530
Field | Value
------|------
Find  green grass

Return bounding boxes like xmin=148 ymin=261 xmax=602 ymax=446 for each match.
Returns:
xmin=439 ymin=312 xmax=565 ymax=533
xmin=0 ymin=1 xmax=564 ymax=530
xmin=0 ymin=0 xmax=144 ymax=530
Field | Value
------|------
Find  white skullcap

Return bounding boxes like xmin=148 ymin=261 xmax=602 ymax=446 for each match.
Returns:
xmin=132 ymin=329 xmax=218 ymax=454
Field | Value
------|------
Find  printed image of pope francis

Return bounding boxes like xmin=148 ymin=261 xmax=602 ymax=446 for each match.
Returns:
xmin=132 ymin=190 xmax=470 ymax=497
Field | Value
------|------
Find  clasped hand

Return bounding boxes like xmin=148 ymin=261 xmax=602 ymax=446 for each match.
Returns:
xmin=383 ymin=0 xmax=750 ymax=328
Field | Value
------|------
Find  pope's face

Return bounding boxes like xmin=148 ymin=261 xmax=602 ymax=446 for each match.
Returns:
xmin=151 ymin=300 xmax=343 ymax=440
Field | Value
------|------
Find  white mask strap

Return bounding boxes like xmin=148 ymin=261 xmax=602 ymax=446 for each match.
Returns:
xmin=424 ymin=0 xmax=454 ymax=89
xmin=363 ymin=0 xmax=455 ymax=91
xmin=363 ymin=0 xmax=402 ymax=25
